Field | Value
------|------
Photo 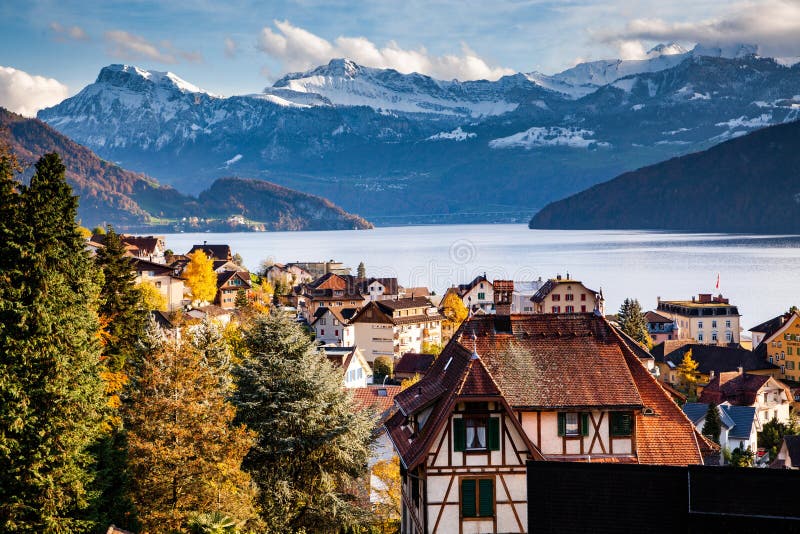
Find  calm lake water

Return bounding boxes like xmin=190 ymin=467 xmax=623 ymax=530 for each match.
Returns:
xmin=163 ymin=225 xmax=800 ymax=331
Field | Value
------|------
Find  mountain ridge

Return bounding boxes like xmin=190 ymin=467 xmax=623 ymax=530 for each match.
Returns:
xmin=528 ymin=119 xmax=800 ymax=234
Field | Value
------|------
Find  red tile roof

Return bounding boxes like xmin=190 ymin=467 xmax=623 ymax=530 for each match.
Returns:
xmin=386 ymin=313 xmax=706 ymax=469
xmin=351 ymin=385 xmax=402 ymax=421
xmin=699 ymin=372 xmax=779 ymax=406
xmin=394 ymin=352 xmax=436 ymax=376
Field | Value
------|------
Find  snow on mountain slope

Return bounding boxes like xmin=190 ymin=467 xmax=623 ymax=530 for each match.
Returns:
xmin=488 ymin=127 xmax=610 ymax=149
xmin=269 ymin=58 xmax=520 ymax=117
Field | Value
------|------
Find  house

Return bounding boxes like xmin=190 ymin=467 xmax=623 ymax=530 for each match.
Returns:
xmin=295 ymin=273 xmax=368 ymax=321
xmin=187 ymin=242 xmax=232 ymax=262
xmin=90 ymin=233 xmax=167 ymax=263
xmin=645 ymin=310 xmax=679 ymax=344
xmin=185 ymin=304 xmax=232 ymax=325
xmin=510 ymin=279 xmax=544 ymax=314
xmin=530 ymin=274 xmax=604 ymax=315
xmin=212 ymin=259 xmax=243 ymax=273
xmin=350 ymin=298 xmax=443 ymax=363
xmin=386 ymin=313 xmax=712 ymax=534
xmin=699 ymin=370 xmax=792 ymax=425
xmin=361 ymin=277 xmax=400 ymax=301
xmin=400 ymin=287 xmax=431 ymax=299
xmin=750 ymin=311 xmax=800 ymax=382
xmin=445 ymin=274 xmax=495 ymax=314
xmin=394 ymin=352 xmax=436 ymax=380
xmin=682 ymin=402 xmax=759 ymax=460
xmin=771 ymin=435 xmax=800 ymax=469
xmin=749 ymin=311 xmax=794 ymax=349
xmin=263 ymin=263 xmax=314 ymax=287
xmin=286 ymin=260 xmax=350 ymax=278
xmin=651 ymin=342 xmax=779 ymax=387
xmin=311 ymin=306 xmax=357 ymax=346
xmin=322 ymin=346 xmax=373 ymax=388
xmin=215 ymin=270 xmax=251 ymax=309
xmin=655 ymin=293 xmax=741 ymax=345
xmin=131 ymin=258 xmax=185 ymax=311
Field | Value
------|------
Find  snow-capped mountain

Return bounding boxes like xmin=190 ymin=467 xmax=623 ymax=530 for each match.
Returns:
xmin=38 ymin=44 xmax=800 ymax=225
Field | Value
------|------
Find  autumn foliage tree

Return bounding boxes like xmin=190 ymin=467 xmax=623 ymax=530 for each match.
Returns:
xmin=125 ymin=333 xmax=257 ymax=533
xmin=371 ymin=456 xmax=401 ymax=532
xmin=677 ymin=349 xmax=701 ymax=401
xmin=185 ymin=250 xmax=218 ymax=304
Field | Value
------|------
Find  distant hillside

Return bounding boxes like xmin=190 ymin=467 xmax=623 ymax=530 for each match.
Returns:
xmin=529 ymin=120 xmax=800 ymax=234
xmin=0 ymin=108 xmax=372 ymax=231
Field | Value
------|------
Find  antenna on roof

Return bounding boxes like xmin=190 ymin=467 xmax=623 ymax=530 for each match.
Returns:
xmin=471 ymin=332 xmax=479 ymax=360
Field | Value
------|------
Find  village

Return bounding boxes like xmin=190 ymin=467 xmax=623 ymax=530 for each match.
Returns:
xmin=91 ymin=230 xmax=800 ymax=534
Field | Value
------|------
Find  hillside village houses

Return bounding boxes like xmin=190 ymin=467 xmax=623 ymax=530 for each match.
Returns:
xmin=683 ymin=402 xmax=760 ymax=460
xmin=131 ymin=258 xmax=185 ymax=312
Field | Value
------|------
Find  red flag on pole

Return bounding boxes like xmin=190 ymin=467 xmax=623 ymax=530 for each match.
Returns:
xmin=716 ymin=273 xmax=720 ymax=290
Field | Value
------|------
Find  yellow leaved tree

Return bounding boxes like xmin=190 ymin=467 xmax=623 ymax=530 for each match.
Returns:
xmin=136 ymin=280 xmax=168 ymax=311
xmin=677 ymin=349 xmax=700 ymax=401
xmin=184 ymin=250 xmax=217 ymax=304
xmin=371 ymin=456 xmax=401 ymax=532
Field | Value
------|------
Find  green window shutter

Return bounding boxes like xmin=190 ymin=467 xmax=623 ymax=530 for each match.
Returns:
xmin=611 ymin=412 xmax=633 ymax=436
xmin=453 ymin=419 xmax=466 ymax=452
xmin=581 ymin=413 xmax=590 ymax=436
xmin=557 ymin=412 xmax=566 ymax=436
xmin=461 ymin=479 xmax=476 ymax=517
xmin=488 ymin=417 xmax=500 ymax=451
xmin=478 ymin=479 xmax=494 ymax=517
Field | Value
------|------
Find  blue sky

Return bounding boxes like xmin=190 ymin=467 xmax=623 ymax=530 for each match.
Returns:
xmin=1 ymin=0 xmax=799 ymax=115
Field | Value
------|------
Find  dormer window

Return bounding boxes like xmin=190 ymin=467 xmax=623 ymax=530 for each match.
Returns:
xmin=453 ymin=415 xmax=499 ymax=452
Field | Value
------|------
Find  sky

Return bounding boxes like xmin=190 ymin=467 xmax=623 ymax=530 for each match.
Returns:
xmin=1 ymin=0 xmax=800 ymax=116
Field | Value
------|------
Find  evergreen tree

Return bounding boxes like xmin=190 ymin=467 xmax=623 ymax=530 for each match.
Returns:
xmin=235 ymin=288 xmax=249 ymax=309
xmin=233 ymin=312 xmax=374 ymax=532
xmin=0 ymin=153 xmax=106 ymax=532
xmin=701 ymin=403 xmax=721 ymax=444
xmin=125 ymin=333 xmax=257 ymax=533
xmin=92 ymin=226 xmax=150 ymax=530
xmin=357 ymin=261 xmax=366 ymax=279
xmin=617 ymin=298 xmax=653 ymax=348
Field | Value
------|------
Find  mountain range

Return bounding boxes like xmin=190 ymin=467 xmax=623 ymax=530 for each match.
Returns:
xmin=36 ymin=43 xmax=800 ymax=225
xmin=0 ymin=108 xmax=371 ymax=231
xmin=529 ymin=118 xmax=800 ymax=233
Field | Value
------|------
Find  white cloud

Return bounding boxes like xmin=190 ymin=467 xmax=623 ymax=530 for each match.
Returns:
xmin=224 ymin=37 xmax=238 ymax=58
xmin=104 ymin=30 xmax=203 ymax=64
xmin=598 ymin=0 xmax=800 ymax=58
xmin=49 ymin=22 xmax=89 ymax=42
xmin=257 ymin=20 xmax=515 ymax=80
xmin=0 ymin=66 xmax=68 ymax=117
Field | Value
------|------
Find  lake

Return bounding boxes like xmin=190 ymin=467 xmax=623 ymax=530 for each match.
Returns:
xmin=163 ymin=225 xmax=800 ymax=331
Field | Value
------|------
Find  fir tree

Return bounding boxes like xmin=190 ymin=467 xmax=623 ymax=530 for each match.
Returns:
xmin=92 ymin=226 xmax=149 ymax=531
xmin=702 ymin=403 xmax=722 ymax=444
xmin=233 ymin=312 xmax=374 ymax=532
xmin=125 ymin=333 xmax=257 ymax=533
xmin=617 ymin=298 xmax=652 ymax=348
xmin=0 ymin=153 xmax=106 ymax=532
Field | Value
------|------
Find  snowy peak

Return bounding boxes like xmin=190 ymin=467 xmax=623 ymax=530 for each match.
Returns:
xmin=96 ymin=64 xmax=209 ymax=94
xmin=647 ymin=43 xmax=689 ymax=58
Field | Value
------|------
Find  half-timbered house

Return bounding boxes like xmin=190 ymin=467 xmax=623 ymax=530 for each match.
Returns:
xmin=385 ymin=313 xmax=713 ymax=534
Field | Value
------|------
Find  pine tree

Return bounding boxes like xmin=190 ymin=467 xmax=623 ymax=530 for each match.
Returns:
xmin=0 ymin=153 xmax=107 ymax=532
xmin=233 ymin=312 xmax=374 ymax=532
xmin=702 ymin=403 xmax=722 ymax=444
xmin=185 ymin=250 xmax=218 ymax=303
xmin=617 ymin=298 xmax=652 ymax=348
xmin=125 ymin=333 xmax=257 ymax=533
xmin=92 ymin=226 xmax=150 ymax=530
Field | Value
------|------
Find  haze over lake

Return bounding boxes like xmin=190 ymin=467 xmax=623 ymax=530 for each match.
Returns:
xmin=164 ymin=224 xmax=800 ymax=331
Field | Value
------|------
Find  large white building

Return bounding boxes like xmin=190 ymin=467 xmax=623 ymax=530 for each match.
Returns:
xmin=656 ymin=293 xmax=741 ymax=345
xmin=350 ymin=297 xmax=443 ymax=363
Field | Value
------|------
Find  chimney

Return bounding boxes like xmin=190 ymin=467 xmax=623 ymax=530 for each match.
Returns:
xmin=493 ymin=280 xmax=513 ymax=316
xmin=737 ymin=366 xmax=743 ymax=375
xmin=557 ymin=274 xmax=562 ymax=281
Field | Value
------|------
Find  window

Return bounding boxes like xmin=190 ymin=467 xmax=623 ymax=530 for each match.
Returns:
xmin=461 ymin=478 xmax=493 ymax=518
xmin=565 ymin=293 xmax=574 ymax=301
xmin=726 ymin=320 xmax=731 ymax=328
xmin=320 ymin=329 xmax=325 ymax=336
xmin=581 ymin=305 xmax=587 ymax=312
xmin=712 ymin=320 xmax=717 ymax=328
xmin=565 ymin=306 xmax=574 ymax=313
xmin=610 ymin=412 xmax=633 ymax=436
xmin=453 ymin=417 xmax=500 ymax=452
xmin=552 ymin=306 xmax=561 ymax=313
xmin=335 ymin=329 xmax=339 ymax=336
xmin=698 ymin=332 xmax=704 ymax=342
xmin=477 ymin=292 xmax=485 ymax=300
xmin=581 ymin=294 xmax=587 ymax=301
xmin=712 ymin=332 xmax=718 ymax=342
xmin=726 ymin=331 xmax=732 ymax=342
xmin=790 ymin=347 xmax=795 ymax=356
xmin=698 ymin=321 xmax=703 ymax=329
xmin=320 ymin=318 xmax=326 ymax=325
xmin=552 ymin=294 xmax=561 ymax=302
xmin=557 ymin=412 xmax=589 ymax=437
